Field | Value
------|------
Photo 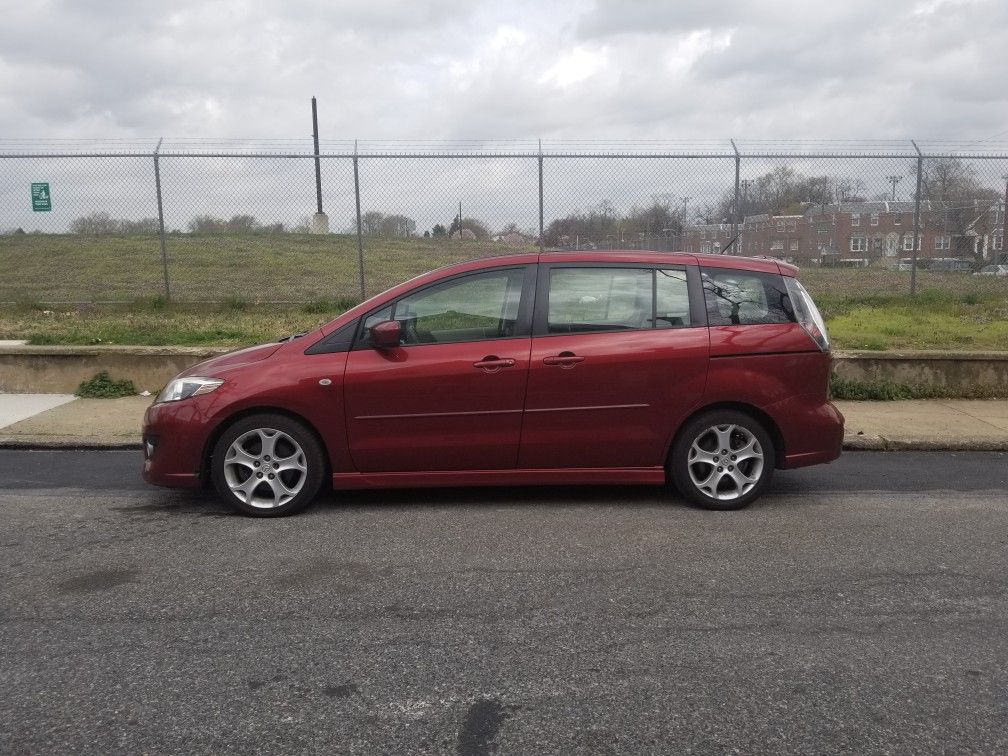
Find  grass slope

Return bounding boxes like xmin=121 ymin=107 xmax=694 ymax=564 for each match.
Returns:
xmin=1 ymin=233 xmax=1006 ymax=349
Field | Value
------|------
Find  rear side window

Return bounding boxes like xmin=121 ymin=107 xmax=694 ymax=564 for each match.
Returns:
xmin=701 ymin=268 xmax=794 ymax=326
xmin=547 ymin=267 xmax=691 ymax=334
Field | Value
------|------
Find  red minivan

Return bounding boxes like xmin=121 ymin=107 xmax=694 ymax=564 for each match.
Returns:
xmin=143 ymin=252 xmax=843 ymax=516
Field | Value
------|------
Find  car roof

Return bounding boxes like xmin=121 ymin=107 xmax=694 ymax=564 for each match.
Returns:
xmin=539 ymin=250 xmax=795 ymax=276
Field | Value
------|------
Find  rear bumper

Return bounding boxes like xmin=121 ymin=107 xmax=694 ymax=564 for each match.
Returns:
xmin=770 ymin=395 xmax=845 ymax=469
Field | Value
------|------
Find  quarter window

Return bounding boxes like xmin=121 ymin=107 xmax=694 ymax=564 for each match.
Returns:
xmin=701 ymin=268 xmax=794 ymax=326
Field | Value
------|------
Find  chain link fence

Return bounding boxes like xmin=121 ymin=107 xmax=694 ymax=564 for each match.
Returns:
xmin=1 ymin=139 xmax=1005 ymax=305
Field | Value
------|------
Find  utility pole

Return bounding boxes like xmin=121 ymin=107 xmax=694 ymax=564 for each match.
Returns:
xmin=886 ymin=175 xmax=902 ymax=201
xmin=910 ymin=140 xmax=923 ymax=295
xmin=458 ymin=201 xmax=463 ymax=238
xmin=310 ymin=96 xmax=328 ymax=234
xmin=731 ymin=139 xmax=741 ymax=243
xmin=1002 ymin=175 xmax=1008 ymax=262
xmin=681 ymin=196 xmax=690 ymax=251
xmin=740 ymin=179 xmax=751 ymax=215
xmin=538 ymin=139 xmax=544 ymax=252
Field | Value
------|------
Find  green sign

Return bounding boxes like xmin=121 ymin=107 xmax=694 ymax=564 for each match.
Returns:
xmin=31 ymin=182 xmax=51 ymax=212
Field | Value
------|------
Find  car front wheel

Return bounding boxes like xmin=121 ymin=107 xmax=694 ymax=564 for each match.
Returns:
xmin=210 ymin=413 xmax=325 ymax=517
xmin=670 ymin=410 xmax=775 ymax=511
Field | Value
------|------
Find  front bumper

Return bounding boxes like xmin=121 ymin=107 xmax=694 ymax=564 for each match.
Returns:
xmin=141 ymin=400 xmax=212 ymax=489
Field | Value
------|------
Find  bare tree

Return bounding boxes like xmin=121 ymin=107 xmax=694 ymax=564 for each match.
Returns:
xmin=914 ymin=157 xmax=1001 ymax=262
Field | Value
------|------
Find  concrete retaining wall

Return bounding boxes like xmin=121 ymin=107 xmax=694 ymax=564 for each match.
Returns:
xmin=0 ymin=345 xmax=227 ymax=393
xmin=1 ymin=345 xmax=1007 ymax=396
xmin=832 ymin=350 xmax=1008 ymax=396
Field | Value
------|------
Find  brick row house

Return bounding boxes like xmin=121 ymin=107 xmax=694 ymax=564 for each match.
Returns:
xmin=685 ymin=200 xmax=1005 ymax=266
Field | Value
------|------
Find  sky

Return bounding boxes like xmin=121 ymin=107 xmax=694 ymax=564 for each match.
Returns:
xmin=2 ymin=0 xmax=1008 ymax=145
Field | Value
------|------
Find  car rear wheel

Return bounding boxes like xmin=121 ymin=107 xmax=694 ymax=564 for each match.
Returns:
xmin=210 ymin=413 xmax=325 ymax=517
xmin=670 ymin=410 xmax=775 ymax=511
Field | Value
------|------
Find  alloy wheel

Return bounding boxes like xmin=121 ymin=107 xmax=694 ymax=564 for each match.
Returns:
xmin=686 ymin=423 xmax=764 ymax=501
xmin=222 ymin=428 xmax=308 ymax=509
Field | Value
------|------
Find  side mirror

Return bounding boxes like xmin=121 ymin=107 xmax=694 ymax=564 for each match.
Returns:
xmin=370 ymin=319 xmax=401 ymax=349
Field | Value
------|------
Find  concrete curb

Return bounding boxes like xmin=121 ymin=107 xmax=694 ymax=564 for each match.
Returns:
xmin=0 ymin=436 xmax=141 ymax=450
xmin=0 ymin=441 xmax=141 ymax=450
xmin=842 ymin=434 xmax=1008 ymax=451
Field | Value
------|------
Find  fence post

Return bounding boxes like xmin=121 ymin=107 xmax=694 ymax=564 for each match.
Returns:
xmin=538 ymin=139 xmax=544 ymax=252
xmin=153 ymin=137 xmax=170 ymax=301
xmin=731 ymin=139 xmax=741 ymax=248
xmin=353 ymin=140 xmax=366 ymax=300
xmin=910 ymin=139 xmax=923 ymax=296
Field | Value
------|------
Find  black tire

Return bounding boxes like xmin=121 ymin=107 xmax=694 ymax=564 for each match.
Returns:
xmin=669 ymin=409 xmax=775 ymax=511
xmin=210 ymin=413 xmax=325 ymax=517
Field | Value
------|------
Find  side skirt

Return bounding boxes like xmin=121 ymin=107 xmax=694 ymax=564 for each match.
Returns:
xmin=331 ymin=467 xmax=667 ymax=490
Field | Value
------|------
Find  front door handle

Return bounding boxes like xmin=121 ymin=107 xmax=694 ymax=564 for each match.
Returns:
xmin=543 ymin=352 xmax=585 ymax=368
xmin=473 ymin=356 xmax=516 ymax=372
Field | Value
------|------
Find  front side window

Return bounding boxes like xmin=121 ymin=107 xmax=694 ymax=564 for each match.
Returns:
xmin=547 ymin=267 xmax=690 ymax=334
xmin=702 ymin=268 xmax=794 ymax=327
xmin=365 ymin=268 xmax=524 ymax=346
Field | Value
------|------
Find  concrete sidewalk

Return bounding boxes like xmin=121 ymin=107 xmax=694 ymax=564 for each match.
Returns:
xmin=1 ymin=394 xmax=1007 ymax=451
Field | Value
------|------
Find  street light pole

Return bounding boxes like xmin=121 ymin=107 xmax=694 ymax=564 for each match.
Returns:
xmin=886 ymin=175 xmax=902 ymax=201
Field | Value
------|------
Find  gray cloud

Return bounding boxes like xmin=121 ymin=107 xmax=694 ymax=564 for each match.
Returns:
xmin=1 ymin=0 xmax=1007 ymax=144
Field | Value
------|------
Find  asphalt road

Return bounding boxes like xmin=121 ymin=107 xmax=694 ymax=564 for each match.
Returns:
xmin=1 ymin=451 xmax=1006 ymax=755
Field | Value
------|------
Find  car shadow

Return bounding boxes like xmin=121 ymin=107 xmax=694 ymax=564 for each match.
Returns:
xmin=134 ymin=474 xmax=810 ymax=518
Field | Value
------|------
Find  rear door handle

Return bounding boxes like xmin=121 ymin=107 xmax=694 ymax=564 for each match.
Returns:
xmin=473 ymin=356 xmax=516 ymax=372
xmin=543 ymin=352 xmax=585 ymax=367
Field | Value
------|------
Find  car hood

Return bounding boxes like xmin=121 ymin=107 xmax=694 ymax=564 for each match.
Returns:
xmin=182 ymin=342 xmax=283 ymax=377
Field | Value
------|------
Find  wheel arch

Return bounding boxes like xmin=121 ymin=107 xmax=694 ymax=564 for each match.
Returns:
xmin=668 ymin=401 xmax=786 ymax=471
xmin=200 ymin=406 xmax=333 ymax=486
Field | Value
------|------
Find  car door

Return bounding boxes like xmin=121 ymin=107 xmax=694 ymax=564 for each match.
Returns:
xmin=343 ymin=265 xmax=535 ymax=472
xmin=518 ymin=263 xmax=709 ymax=469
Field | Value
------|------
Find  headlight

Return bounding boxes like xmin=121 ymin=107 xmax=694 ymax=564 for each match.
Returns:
xmin=155 ymin=376 xmax=225 ymax=403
